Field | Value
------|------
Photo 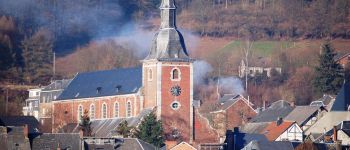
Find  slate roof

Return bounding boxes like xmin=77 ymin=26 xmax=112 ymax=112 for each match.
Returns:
xmin=213 ymin=94 xmax=254 ymax=111
xmin=232 ymin=132 xmax=268 ymax=149
xmin=0 ymin=116 xmax=39 ymax=134
xmin=91 ymin=108 xmax=152 ymax=137
xmin=57 ymin=67 xmax=142 ymax=100
xmin=219 ymin=94 xmax=240 ymax=103
xmin=284 ymin=106 xmax=320 ymax=126
xmin=84 ymin=138 xmax=157 ymax=150
xmin=305 ymin=112 xmax=350 ymax=135
xmin=243 ymin=140 xmax=294 ymax=150
xmin=262 ymin=121 xmax=295 ymax=141
xmin=58 ymin=108 xmax=153 ymax=138
xmin=32 ymin=133 xmax=81 ymax=150
xmin=42 ymin=79 xmax=72 ymax=91
xmin=331 ymin=81 xmax=350 ymax=111
xmin=240 ymin=122 xmax=270 ymax=134
xmin=250 ymin=100 xmax=294 ymax=123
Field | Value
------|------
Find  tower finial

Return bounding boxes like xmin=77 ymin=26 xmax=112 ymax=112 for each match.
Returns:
xmin=160 ymin=0 xmax=176 ymax=29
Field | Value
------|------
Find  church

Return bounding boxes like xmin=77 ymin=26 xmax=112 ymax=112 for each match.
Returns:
xmin=53 ymin=0 xmax=195 ymax=143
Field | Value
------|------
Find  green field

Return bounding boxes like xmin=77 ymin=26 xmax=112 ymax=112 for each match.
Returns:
xmin=218 ymin=40 xmax=294 ymax=57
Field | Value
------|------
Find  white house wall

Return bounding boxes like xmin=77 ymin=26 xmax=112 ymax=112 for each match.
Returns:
xmin=276 ymin=124 xmax=303 ymax=142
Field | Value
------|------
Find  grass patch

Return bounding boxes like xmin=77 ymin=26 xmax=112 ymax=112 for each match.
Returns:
xmin=217 ymin=40 xmax=294 ymax=57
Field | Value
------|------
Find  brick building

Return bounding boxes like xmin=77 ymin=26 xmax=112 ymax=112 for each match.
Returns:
xmin=53 ymin=0 xmax=195 ymax=143
xmin=210 ymin=95 xmax=257 ymax=137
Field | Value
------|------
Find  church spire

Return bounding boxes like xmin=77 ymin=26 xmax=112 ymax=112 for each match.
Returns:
xmin=160 ymin=0 xmax=176 ymax=29
xmin=144 ymin=0 xmax=191 ymax=61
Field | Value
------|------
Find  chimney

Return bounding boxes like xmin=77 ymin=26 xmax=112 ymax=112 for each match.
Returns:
xmin=276 ymin=117 xmax=283 ymax=126
xmin=333 ymin=126 xmax=338 ymax=142
xmin=23 ymin=124 xmax=28 ymax=138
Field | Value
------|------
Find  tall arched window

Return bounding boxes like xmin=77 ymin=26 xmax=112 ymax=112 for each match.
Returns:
xmin=171 ymin=68 xmax=181 ymax=80
xmin=102 ymin=103 xmax=107 ymax=119
xmin=90 ymin=104 xmax=95 ymax=120
xmin=114 ymin=102 xmax=119 ymax=118
xmin=148 ymin=69 xmax=153 ymax=81
xmin=127 ymin=101 xmax=132 ymax=117
xmin=78 ymin=105 xmax=83 ymax=121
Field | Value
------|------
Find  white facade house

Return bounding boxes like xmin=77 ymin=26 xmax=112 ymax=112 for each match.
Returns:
xmin=275 ymin=123 xmax=303 ymax=142
xmin=23 ymin=88 xmax=42 ymax=120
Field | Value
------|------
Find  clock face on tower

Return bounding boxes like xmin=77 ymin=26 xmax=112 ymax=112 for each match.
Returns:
xmin=170 ymin=85 xmax=181 ymax=96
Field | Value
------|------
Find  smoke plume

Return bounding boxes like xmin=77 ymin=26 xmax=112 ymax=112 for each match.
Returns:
xmin=194 ymin=60 xmax=245 ymax=95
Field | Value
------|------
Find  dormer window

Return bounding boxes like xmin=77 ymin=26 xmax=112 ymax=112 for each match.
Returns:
xmin=115 ymin=85 xmax=121 ymax=93
xmin=97 ymin=87 xmax=102 ymax=94
xmin=171 ymin=68 xmax=181 ymax=81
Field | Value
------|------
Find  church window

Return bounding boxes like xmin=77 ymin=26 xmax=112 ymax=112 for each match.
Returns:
xmin=78 ymin=105 xmax=83 ymax=121
xmin=102 ymin=103 xmax=107 ymax=119
xmin=90 ymin=104 xmax=95 ymax=120
xmin=148 ymin=69 xmax=153 ymax=81
xmin=171 ymin=101 xmax=181 ymax=110
xmin=114 ymin=102 xmax=119 ymax=118
xmin=171 ymin=68 xmax=181 ymax=81
xmin=127 ymin=101 xmax=132 ymax=117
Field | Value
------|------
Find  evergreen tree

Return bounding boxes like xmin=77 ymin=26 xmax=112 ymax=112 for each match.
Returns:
xmin=79 ymin=110 xmax=92 ymax=137
xmin=312 ymin=43 xmax=344 ymax=95
xmin=116 ymin=120 xmax=132 ymax=138
xmin=21 ymin=28 xmax=53 ymax=84
xmin=135 ymin=112 xmax=164 ymax=148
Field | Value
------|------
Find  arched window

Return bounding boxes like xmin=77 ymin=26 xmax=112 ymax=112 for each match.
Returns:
xmin=78 ymin=105 xmax=83 ymax=121
xmin=114 ymin=102 xmax=119 ymax=118
xmin=127 ymin=101 xmax=132 ymax=117
xmin=171 ymin=68 xmax=181 ymax=81
xmin=102 ymin=103 xmax=107 ymax=119
xmin=148 ymin=69 xmax=153 ymax=81
xmin=90 ymin=104 xmax=95 ymax=120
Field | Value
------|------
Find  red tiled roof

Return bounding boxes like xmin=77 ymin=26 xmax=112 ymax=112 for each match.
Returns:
xmin=261 ymin=121 xmax=295 ymax=141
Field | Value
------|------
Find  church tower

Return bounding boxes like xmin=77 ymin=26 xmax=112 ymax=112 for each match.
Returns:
xmin=142 ymin=0 xmax=194 ymax=143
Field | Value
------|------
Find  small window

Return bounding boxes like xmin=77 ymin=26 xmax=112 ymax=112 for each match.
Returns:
xmin=90 ymin=104 xmax=95 ymax=120
xmin=114 ymin=102 xmax=119 ymax=118
xmin=148 ymin=69 xmax=153 ymax=81
xmin=78 ymin=105 xmax=83 ymax=121
xmin=127 ymin=101 xmax=132 ymax=117
xmin=102 ymin=103 xmax=107 ymax=119
xmin=171 ymin=68 xmax=181 ymax=81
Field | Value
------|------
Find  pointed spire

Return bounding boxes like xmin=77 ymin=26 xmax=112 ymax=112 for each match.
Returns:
xmin=144 ymin=0 xmax=192 ymax=62
xmin=160 ymin=0 xmax=177 ymax=29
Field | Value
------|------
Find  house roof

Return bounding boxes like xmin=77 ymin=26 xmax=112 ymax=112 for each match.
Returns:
xmin=170 ymin=141 xmax=196 ymax=150
xmin=331 ymin=81 xmax=350 ymax=111
xmin=0 ymin=116 xmax=39 ymax=134
xmin=240 ymin=122 xmax=270 ymax=134
xmin=59 ymin=108 xmax=153 ymax=137
xmin=32 ymin=133 xmax=81 ymax=150
xmin=305 ymin=112 xmax=350 ymax=135
xmin=262 ymin=121 xmax=295 ymax=141
xmin=215 ymin=95 xmax=253 ymax=111
xmin=232 ymin=132 xmax=268 ymax=149
xmin=219 ymin=94 xmax=240 ymax=103
xmin=284 ymin=106 xmax=320 ymax=126
xmin=243 ymin=140 xmax=294 ymax=150
xmin=42 ymin=79 xmax=72 ymax=91
xmin=250 ymin=100 xmax=294 ymax=123
xmin=57 ymin=67 xmax=142 ymax=100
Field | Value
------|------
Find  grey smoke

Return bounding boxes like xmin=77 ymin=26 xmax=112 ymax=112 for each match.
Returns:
xmin=218 ymin=77 xmax=244 ymax=95
xmin=194 ymin=60 xmax=213 ymax=86
xmin=194 ymin=60 xmax=245 ymax=95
